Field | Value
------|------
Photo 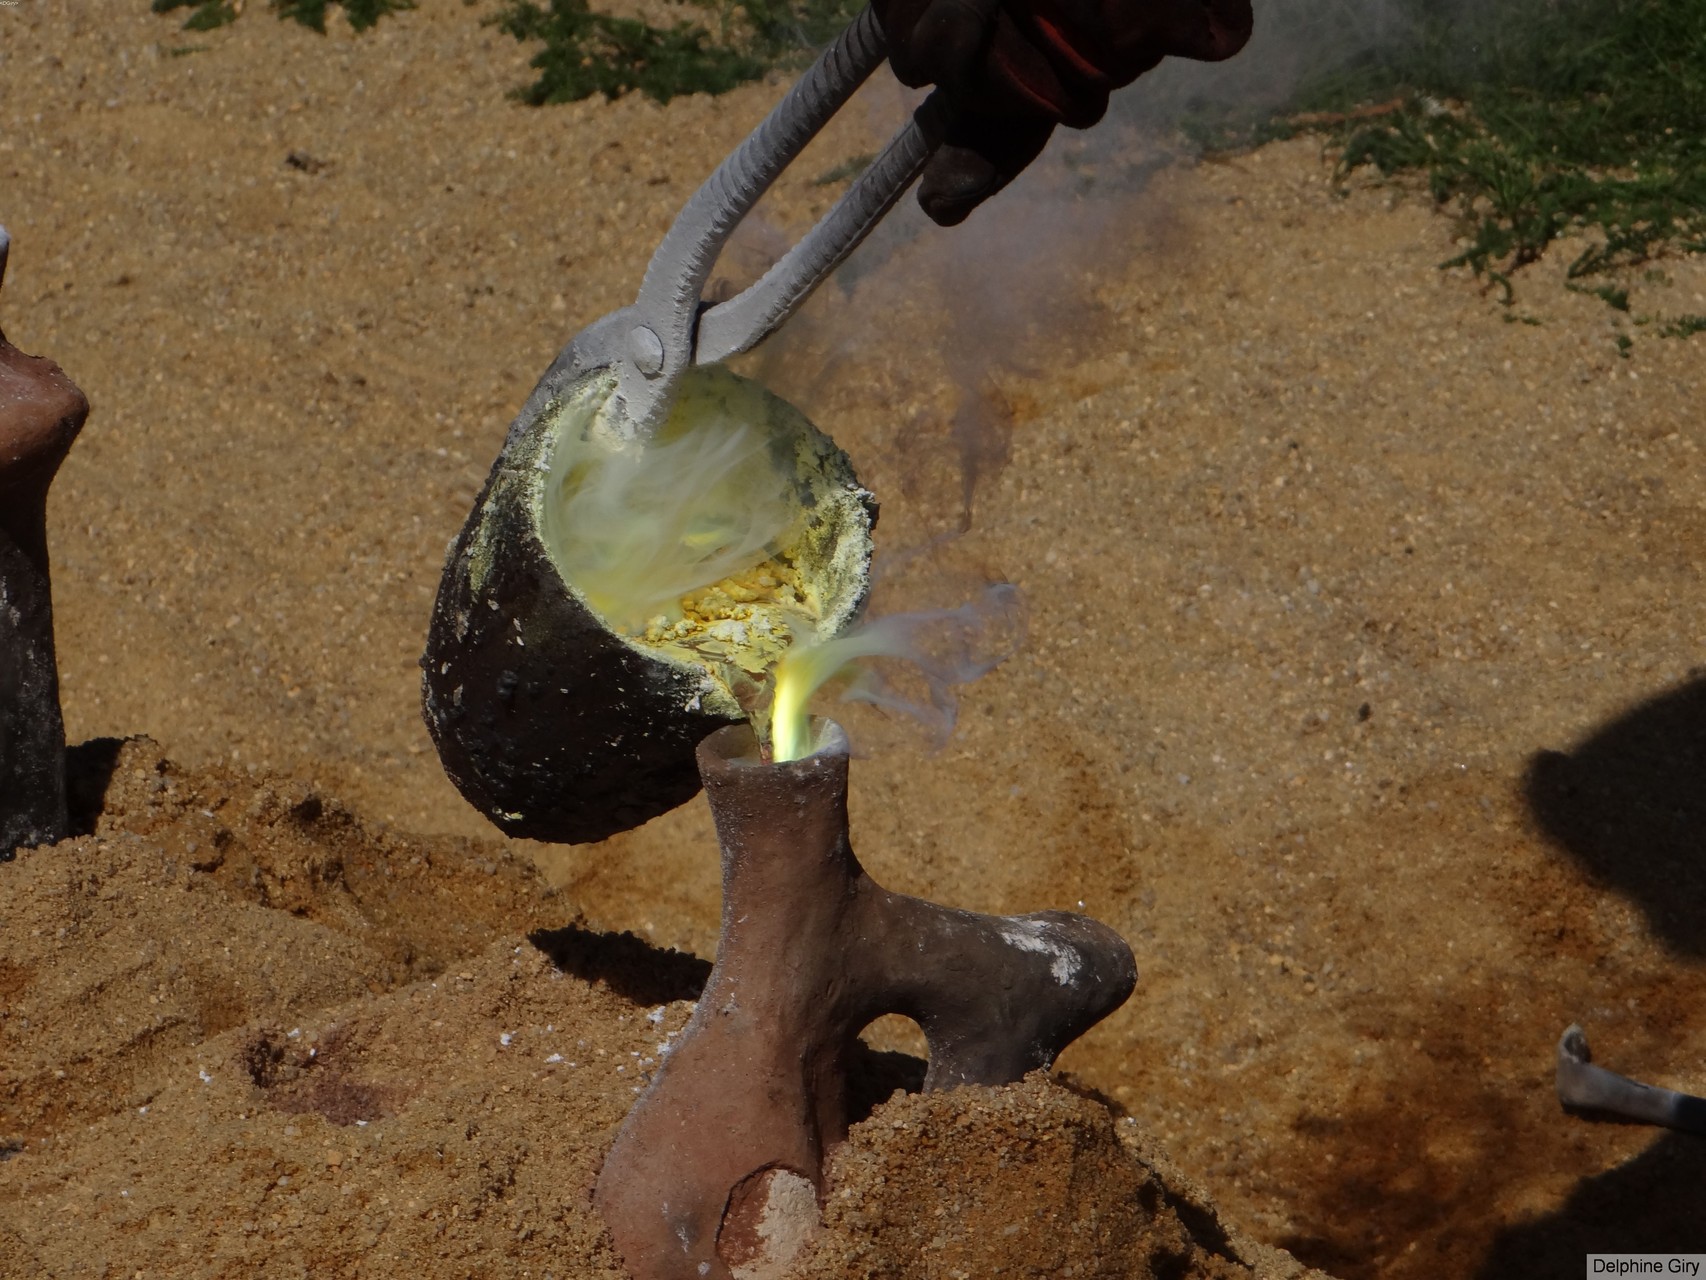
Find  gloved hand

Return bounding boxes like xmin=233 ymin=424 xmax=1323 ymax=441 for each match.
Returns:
xmin=874 ymin=0 xmax=1254 ymax=224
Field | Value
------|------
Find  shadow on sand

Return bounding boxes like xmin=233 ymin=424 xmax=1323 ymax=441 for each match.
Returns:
xmin=1499 ymin=673 xmax=1706 ymax=1272
xmin=1525 ymin=672 xmax=1706 ymax=957
xmin=528 ymin=923 xmax=712 ymax=1007
xmin=1475 ymin=1130 xmax=1706 ymax=1276
xmin=63 ymin=735 xmax=127 ymax=837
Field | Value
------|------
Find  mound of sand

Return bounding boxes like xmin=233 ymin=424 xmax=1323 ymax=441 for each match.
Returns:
xmin=1 ymin=740 xmax=1320 ymax=1279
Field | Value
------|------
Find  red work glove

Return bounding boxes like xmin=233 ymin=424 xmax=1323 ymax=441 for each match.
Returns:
xmin=875 ymin=0 xmax=1254 ymax=224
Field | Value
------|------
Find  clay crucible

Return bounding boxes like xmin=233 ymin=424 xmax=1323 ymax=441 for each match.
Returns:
xmin=593 ymin=719 xmax=1137 ymax=1280
xmin=0 ymin=227 xmax=89 ymax=857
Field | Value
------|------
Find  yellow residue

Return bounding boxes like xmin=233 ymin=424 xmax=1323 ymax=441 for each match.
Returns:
xmin=533 ymin=364 xmax=873 ymax=730
xmin=639 ymin=552 xmax=816 ymax=681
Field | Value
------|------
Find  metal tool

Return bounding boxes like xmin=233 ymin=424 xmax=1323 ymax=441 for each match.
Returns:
xmin=541 ymin=4 xmax=945 ymax=440
xmin=1556 ymin=1024 xmax=1706 ymax=1134
xmin=423 ymin=9 xmax=938 ymax=844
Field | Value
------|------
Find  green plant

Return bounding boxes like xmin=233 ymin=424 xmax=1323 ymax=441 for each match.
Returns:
xmin=1659 ymin=313 xmax=1706 ymax=337
xmin=151 ymin=0 xmax=413 ymax=33
xmin=274 ymin=0 xmax=415 ymax=32
xmin=1568 ymin=282 xmax=1632 ymax=312
xmin=490 ymin=0 xmax=858 ymax=106
xmin=1278 ymin=0 xmax=1706 ymax=305
xmin=737 ymin=0 xmax=860 ymax=61
xmin=811 ymin=152 xmax=874 ymax=186
xmin=491 ymin=0 xmax=763 ymax=104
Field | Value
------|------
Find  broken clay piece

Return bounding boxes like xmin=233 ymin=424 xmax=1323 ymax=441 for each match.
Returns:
xmin=0 ymin=226 xmax=89 ymax=857
xmin=593 ymin=719 xmax=1138 ymax=1280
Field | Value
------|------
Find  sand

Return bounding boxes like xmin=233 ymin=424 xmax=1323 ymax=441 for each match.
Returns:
xmin=3 ymin=0 xmax=1706 ymax=1275
xmin=0 ymin=739 xmax=1313 ymax=1277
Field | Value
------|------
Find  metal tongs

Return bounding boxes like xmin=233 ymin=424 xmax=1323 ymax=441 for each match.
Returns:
xmin=540 ymin=5 xmax=945 ymax=440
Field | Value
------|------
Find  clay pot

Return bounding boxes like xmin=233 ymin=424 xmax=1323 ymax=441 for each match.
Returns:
xmin=422 ymin=365 xmax=874 ymax=844
xmin=0 ymin=228 xmax=89 ymax=857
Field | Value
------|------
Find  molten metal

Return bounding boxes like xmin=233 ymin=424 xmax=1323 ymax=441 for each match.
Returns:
xmin=769 ymin=584 xmax=1021 ymax=762
xmin=421 ymin=365 xmax=874 ymax=843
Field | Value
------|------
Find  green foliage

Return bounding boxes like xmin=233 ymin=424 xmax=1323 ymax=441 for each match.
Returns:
xmin=811 ymin=152 xmax=874 ymax=186
xmin=274 ymin=0 xmax=415 ymax=33
xmin=736 ymin=0 xmax=860 ymax=61
xmin=490 ymin=0 xmax=859 ymax=106
xmin=152 ymin=0 xmax=238 ymax=30
xmin=1658 ymin=313 xmax=1706 ymax=337
xmin=1273 ymin=0 xmax=1706 ymax=303
xmin=1567 ymin=282 xmax=1631 ymax=311
xmin=151 ymin=0 xmax=413 ymax=34
xmin=491 ymin=0 xmax=763 ymax=104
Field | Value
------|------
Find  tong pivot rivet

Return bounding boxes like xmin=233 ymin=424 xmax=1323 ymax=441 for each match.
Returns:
xmin=627 ymin=325 xmax=666 ymax=378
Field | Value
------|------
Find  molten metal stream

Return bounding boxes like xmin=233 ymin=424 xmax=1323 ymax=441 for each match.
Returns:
xmin=769 ymin=584 xmax=1023 ymax=762
xmin=770 ymin=630 xmax=891 ymax=761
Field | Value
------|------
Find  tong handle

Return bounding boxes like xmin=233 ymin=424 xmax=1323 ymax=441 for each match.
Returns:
xmin=694 ymin=93 xmax=944 ymax=366
xmin=617 ymin=5 xmax=940 ymax=436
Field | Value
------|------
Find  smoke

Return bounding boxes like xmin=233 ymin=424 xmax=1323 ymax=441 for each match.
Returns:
xmin=731 ymin=0 xmax=1471 ymax=527
xmin=738 ymin=136 xmax=1153 ymax=537
xmin=1110 ymin=0 xmax=1423 ymax=128
xmin=545 ymin=385 xmax=795 ymax=633
xmin=715 ymin=0 xmax=1469 ymax=755
xmin=769 ymin=582 xmax=1024 ymax=761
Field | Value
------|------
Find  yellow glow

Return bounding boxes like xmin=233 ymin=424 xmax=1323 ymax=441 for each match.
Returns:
xmin=551 ymin=398 xmax=796 ymax=633
xmin=770 ymin=631 xmax=886 ymax=762
xmin=535 ymin=366 xmax=876 ymax=726
xmin=769 ymin=584 xmax=1023 ymax=763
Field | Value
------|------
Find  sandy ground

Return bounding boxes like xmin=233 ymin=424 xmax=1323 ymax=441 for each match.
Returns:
xmin=3 ymin=0 xmax=1706 ymax=1275
xmin=1 ymin=739 xmax=1312 ymax=1278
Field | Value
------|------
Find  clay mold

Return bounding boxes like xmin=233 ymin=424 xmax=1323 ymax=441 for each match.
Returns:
xmin=593 ymin=718 xmax=1138 ymax=1279
xmin=0 ymin=226 xmax=89 ymax=858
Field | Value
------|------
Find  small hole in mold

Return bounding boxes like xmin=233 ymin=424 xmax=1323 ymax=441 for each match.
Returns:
xmin=847 ymin=1014 xmax=928 ymax=1123
xmin=860 ymin=1013 xmax=927 ymax=1060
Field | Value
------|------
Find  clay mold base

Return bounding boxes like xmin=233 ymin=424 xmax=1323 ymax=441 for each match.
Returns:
xmin=593 ymin=718 xmax=1139 ymax=1280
